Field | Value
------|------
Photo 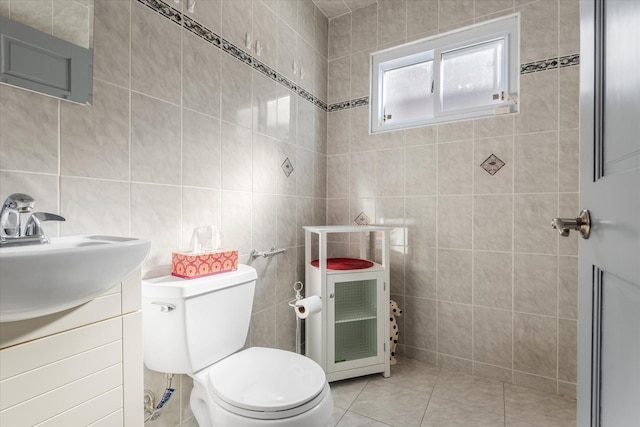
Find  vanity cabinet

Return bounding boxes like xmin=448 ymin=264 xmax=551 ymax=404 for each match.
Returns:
xmin=0 ymin=270 xmax=143 ymax=426
xmin=303 ymin=225 xmax=391 ymax=382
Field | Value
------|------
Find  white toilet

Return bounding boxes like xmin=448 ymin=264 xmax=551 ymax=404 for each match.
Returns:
xmin=142 ymin=264 xmax=334 ymax=426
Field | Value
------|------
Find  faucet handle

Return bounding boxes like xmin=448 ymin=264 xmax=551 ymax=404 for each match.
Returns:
xmin=24 ymin=212 xmax=66 ymax=243
xmin=3 ymin=193 xmax=35 ymax=212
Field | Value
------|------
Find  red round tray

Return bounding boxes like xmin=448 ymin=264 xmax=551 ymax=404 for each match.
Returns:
xmin=310 ymin=258 xmax=374 ymax=270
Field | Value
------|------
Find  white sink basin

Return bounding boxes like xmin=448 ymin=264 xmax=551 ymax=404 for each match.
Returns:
xmin=0 ymin=235 xmax=150 ymax=322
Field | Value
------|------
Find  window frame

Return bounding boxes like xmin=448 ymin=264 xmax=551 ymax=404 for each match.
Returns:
xmin=370 ymin=13 xmax=520 ymax=134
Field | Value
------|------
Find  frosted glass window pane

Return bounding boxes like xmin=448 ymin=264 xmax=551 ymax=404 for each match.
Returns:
xmin=441 ymin=39 xmax=504 ymax=112
xmin=383 ymin=61 xmax=433 ymax=123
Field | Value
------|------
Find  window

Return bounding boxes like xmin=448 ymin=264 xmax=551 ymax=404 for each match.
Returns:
xmin=370 ymin=14 xmax=519 ymax=133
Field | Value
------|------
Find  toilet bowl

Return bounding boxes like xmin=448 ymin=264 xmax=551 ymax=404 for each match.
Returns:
xmin=142 ymin=265 xmax=334 ymax=427
xmin=189 ymin=347 xmax=333 ymax=426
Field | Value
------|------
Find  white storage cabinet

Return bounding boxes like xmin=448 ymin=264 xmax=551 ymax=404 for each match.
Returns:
xmin=303 ymin=225 xmax=391 ymax=382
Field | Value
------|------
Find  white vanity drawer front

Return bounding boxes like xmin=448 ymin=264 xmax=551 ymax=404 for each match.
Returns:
xmin=35 ymin=387 xmax=123 ymax=427
xmin=89 ymin=409 xmax=124 ymax=427
xmin=0 ymin=316 xmax=122 ymax=379
xmin=0 ymin=293 xmax=122 ymax=349
xmin=1 ymin=340 xmax=122 ymax=410
xmin=0 ymin=364 xmax=122 ymax=426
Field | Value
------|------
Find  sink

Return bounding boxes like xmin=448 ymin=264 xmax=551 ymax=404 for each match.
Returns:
xmin=0 ymin=235 xmax=150 ymax=322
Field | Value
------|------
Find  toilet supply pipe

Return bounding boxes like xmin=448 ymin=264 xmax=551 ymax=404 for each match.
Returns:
xmin=144 ymin=373 xmax=175 ymax=422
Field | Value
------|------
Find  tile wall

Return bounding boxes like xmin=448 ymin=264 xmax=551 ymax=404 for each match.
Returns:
xmin=325 ymin=0 xmax=580 ymax=399
xmin=0 ymin=0 xmax=328 ymax=425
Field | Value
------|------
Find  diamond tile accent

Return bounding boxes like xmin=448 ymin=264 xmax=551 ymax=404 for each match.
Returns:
xmin=480 ymin=154 xmax=506 ymax=176
xmin=281 ymin=158 xmax=294 ymax=177
xmin=354 ymin=212 xmax=371 ymax=225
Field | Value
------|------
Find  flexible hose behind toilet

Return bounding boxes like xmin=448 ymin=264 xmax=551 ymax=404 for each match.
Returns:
xmin=144 ymin=374 xmax=175 ymax=422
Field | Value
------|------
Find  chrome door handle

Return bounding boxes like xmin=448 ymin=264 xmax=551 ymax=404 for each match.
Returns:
xmin=551 ymin=209 xmax=591 ymax=239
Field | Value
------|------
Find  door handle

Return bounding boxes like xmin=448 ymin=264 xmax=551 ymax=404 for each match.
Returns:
xmin=551 ymin=209 xmax=591 ymax=239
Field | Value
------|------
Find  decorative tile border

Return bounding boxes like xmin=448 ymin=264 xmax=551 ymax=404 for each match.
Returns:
xmin=138 ymin=0 xmax=327 ymax=111
xmin=138 ymin=0 xmax=578 ymax=115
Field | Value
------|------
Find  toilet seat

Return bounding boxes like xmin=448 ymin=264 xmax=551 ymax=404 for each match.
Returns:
xmin=204 ymin=347 xmax=329 ymax=420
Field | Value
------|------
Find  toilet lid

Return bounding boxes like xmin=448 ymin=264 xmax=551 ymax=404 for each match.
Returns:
xmin=207 ymin=347 xmax=327 ymax=413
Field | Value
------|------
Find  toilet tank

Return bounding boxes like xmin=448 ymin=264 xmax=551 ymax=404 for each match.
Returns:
xmin=142 ymin=264 xmax=257 ymax=374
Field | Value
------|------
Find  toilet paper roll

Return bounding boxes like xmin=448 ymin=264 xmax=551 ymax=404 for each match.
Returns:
xmin=295 ymin=295 xmax=322 ymax=319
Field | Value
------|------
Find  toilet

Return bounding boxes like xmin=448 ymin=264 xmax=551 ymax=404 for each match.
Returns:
xmin=142 ymin=264 xmax=334 ymax=426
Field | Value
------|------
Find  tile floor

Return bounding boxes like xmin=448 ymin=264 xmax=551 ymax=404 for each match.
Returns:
xmin=329 ymin=357 xmax=576 ymax=427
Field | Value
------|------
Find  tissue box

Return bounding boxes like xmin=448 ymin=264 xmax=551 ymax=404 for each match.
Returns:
xmin=171 ymin=250 xmax=239 ymax=279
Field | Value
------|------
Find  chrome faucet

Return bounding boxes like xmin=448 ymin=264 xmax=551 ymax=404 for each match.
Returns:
xmin=0 ymin=193 xmax=65 ymax=247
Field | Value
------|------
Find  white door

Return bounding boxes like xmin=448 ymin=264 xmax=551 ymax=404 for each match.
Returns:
xmin=576 ymin=1 xmax=640 ymax=426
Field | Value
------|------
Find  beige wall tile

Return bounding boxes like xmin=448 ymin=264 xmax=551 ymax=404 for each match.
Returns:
xmin=253 ymin=71 xmax=279 ymax=137
xmin=61 ymin=80 xmax=129 ymax=180
xmin=376 ymin=148 xmax=404 ymax=196
xmin=405 ymin=196 xmax=437 ymax=247
xmin=513 ymin=193 xmax=557 ymax=255
xmin=277 ymin=0 xmax=297 ymax=31
xmin=474 ymin=362 xmax=513 ymax=383
xmin=350 ymin=106 xmax=378 ymax=152
xmin=221 ymin=53 xmax=253 ymax=129
xmin=474 ymin=306 xmax=512 ymax=368
xmin=130 ymin=93 xmax=181 ymax=185
xmin=514 ymin=254 xmax=557 ymax=316
xmin=558 ymin=0 xmax=580 ymax=56
xmin=328 ymin=154 xmax=350 ymax=198
xmin=60 ymin=177 xmax=129 ymax=237
xmin=350 ymin=49 xmax=373 ymax=99
xmin=438 ymin=249 xmax=472 ymax=304
xmin=277 ymin=20 xmax=298 ymax=82
xmin=514 ymin=70 xmax=559 ymax=135
xmin=406 ymin=124 xmax=438 ymax=146
xmin=438 ymin=195 xmax=473 ymax=249
xmin=514 ymin=131 xmax=558 ymax=194
xmin=377 ymin=0 xmax=406 ymax=46
xmin=438 ymin=140 xmax=473 ymax=195
xmin=405 ymin=144 xmax=437 ymax=196
xmin=438 ymin=301 xmax=472 ymax=359
xmin=314 ymin=4 xmax=329 ymax=57
xmin=558 ymin=256 xmax=578 ymax=319
xmin=221 ymin=0 xmax=253 ymax=54
xmin=438 ymin=120 xmax=474 ymax=143
xmin=253 ymin=1 xmax=278 ymax=69
xmin=131 ymin=1 xmax=181 ymax=104
xmin=473 ymin=251 xmax=513 ymax=310
xmin=559 ymin=129 xmax=579 ymax=192
xmin=474 ymin=0 xmax=514 ymax=18
xmin=93 ymin=0 xmax=130 ymax=87
xmin=220 ymin=122 xmax=253 ymax=191
xmin=517 ymin=0 xmax=558 ymax=63
xmin=558 ymin=318 xmax=577 ymax=383
xmin=131 ymin=183 xmax=182 ymax=270
xmin=404 ymin=297 xmax=437 ymax=351
xmin=350 ymin=151 xmax=376 ymax=198
xmin=327 ymin=109 xmax=350 ymax=154
xmin=328 ymin=12 xmax=351 ymax=59
xmin=250 ymin=306 xmax=276 ymax=347
xmin=0 ymin=85 xmax=59 ymax=174
xmin=513 ymin=312 xmax=557 ymax=378
xmin=405 ymin=245 xmax=437 ymax=299
xmin=252 ymin=133 xmax=279 ymax=194
xmin=297 ymin=0 xmax=316 ymax=47
xmin=559 ymin=66 xmax=580 ymax=130
xmin=183 ymin=31 xmax=221 ymax=118
xmin=182 ymin=111 xmax=221 ymax=189
xmin=221 ymin=190 xmax=253 ymax=254
xmin=439 ymin=0 xmax=474 ymax=28
xmin=473 ymin=195 xmax=513 ymax=252
xmin=351 ymin=3 xmax=376 ymax=53
xmin=328 ymin=56 xmax=351 ymax=103
xmin=406 ymin=0 xmax=438 ymax=37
